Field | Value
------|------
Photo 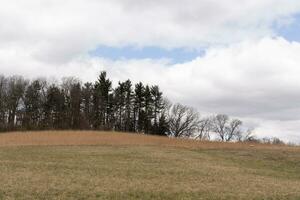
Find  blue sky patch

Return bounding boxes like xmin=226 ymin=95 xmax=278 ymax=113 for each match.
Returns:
xmin=89 ymin=46 xmax=204 ymax=64
xmin=277 ymin=13 xmax=300 ymax=42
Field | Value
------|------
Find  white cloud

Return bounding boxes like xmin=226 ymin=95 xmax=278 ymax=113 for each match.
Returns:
xmin=0 ymin=0 xmax=300 ymax=63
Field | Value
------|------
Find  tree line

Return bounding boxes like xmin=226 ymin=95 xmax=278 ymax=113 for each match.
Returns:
xmin=0 ymin=72 xmax=168 ymax=135
xmin=0 ymin=72 xmax=285 ymax=143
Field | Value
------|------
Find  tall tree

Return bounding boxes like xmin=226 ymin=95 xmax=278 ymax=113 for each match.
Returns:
xmin=6 ymin=76 xmax=28 ymax=129
xmin=44 ymin=85 xmax=65 ymax=129
xmin=144 ymin=85 xmax=153 ymax=133
xmin=70 ymin=83 xmax=82 ymax=129
xmin=124 ymin=80 xmax=133 ymax=132
xmin=114 ymin=81 xmax=126 ymax=131
xmin=134 ymin=82 xmax=145 ymax=132
xmin=151 ymin=85 xmax=163 ymax=133
xmin=23 ymin=80 xmax=43 ymax=129
xmin=93 ymin=71 xmax=112 ymax=129
xmin=195 ymin=117 xmax=212 ymax=140
xmin=82 ymin=82 xmax=93 ymax=128
xmin=61 ymin=77 xmax=80 ymax=128
xmin=156 ymin=111 xmax=169 ymax=136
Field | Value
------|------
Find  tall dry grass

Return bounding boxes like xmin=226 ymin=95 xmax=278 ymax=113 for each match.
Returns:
xmin=0 ymin=130 xmax=298 ymax=151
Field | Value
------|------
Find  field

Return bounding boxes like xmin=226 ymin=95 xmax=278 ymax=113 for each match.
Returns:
xmin=0 ymin=131 xmax=300 ymax=200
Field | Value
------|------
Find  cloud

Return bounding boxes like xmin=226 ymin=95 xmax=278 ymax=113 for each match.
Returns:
xmin=0 ymin=0 xmax=300 ymax=64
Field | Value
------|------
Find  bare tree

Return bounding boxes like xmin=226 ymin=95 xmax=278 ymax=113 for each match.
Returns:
xmin=6 ymin=76 xmax=28 ymax=128
xmin=212 ymin=114 xmax=243 ymax=142
xmin=236 ymin=128 xmax=256 ymax=142
xmin=167 ymin=103 xmax=200 ymax=138
xmin=61 ymin=77 xmax=81 ymax=128
xmin=226 ymin=119 xmax=243 ymax=141
xmin=212 ymin=114 xmax=228 ymax=141
xmin=195 ymin=117 xmax=212 ymax=140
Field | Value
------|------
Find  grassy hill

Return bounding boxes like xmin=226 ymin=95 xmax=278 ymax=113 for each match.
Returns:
xmin=0 ymin=131 xmax=300 ymax=200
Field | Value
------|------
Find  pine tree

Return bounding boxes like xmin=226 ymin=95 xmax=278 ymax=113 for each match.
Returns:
xmin=134 ymin=82 xmax=145 ymax=132
xmin=114 ymin=81 xmax=126 ymax=131
xmin=70 ymin=83 xmax=82 ymax=129
xmin=93 ymin=71 xmax=112 ymax=130
xmin=157 ymin=112 xmax=169 ymax=136
xmin=124 ymin=80 xmax=133 ymax=132
xmin=144 ymin=85 xmax=153 ymax=133
xmin=44 ymin=85 xmax=65 ymax=129
xmin=151 ymin=85 xmax=164 ymax=133
xmin=23 ymin=80 xmax=42 ymax=129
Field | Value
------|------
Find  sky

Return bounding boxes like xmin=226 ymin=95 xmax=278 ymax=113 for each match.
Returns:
xmin=1 ymin=0 xmax=300 ymax=142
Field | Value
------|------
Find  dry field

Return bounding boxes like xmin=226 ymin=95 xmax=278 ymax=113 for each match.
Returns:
xmin=0 ymin=131 xmax=300 ymax=200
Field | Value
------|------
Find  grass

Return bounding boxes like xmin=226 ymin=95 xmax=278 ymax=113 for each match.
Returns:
xmin=0 ymin=131 xmax=300 ymax=199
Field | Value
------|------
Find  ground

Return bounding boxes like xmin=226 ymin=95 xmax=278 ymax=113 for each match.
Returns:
xmin=0 ymin=131 xmax=300 ymax=200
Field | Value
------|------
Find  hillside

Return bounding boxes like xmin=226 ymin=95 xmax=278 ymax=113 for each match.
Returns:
xmin=0 ymin=131 xmax=300 ymax=200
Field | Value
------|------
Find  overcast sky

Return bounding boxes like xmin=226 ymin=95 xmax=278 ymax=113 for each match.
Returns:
xmin=1 ymin=0 xmax=300 ymax=142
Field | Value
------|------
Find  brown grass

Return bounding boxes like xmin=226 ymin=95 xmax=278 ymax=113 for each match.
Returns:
xmin=0 ymin=131 xmax=300 ymax=199
xmin=0 ymin=130 xmax=298 ymax=151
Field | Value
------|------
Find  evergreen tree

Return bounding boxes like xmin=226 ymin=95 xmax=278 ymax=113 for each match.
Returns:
xmin=114 ymin=81 xmax=126 ymax=131
xmin=23 ymin=80 xmax=43 ymax=129
xmin=44 ymin=85 xmax=65 ymax=129
xmin=107 ymin=93 xmax=115 ymax=129
xmin=93 ymin=71 xmax=112 ymax=129
xmin=134 ymin=82 xmax=145 ymax=132
xmin=151 ymin=85 xmax=164 ymax=133
xmin=156 ymin=112 xmax=169 ymax=136
xmin=70 ymin=83 xmax=82 ymax=129
xmin=144 ymin=85 xmax=153 ymax=133
xmin=124 ymin=80 xmax=133 ymax=131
